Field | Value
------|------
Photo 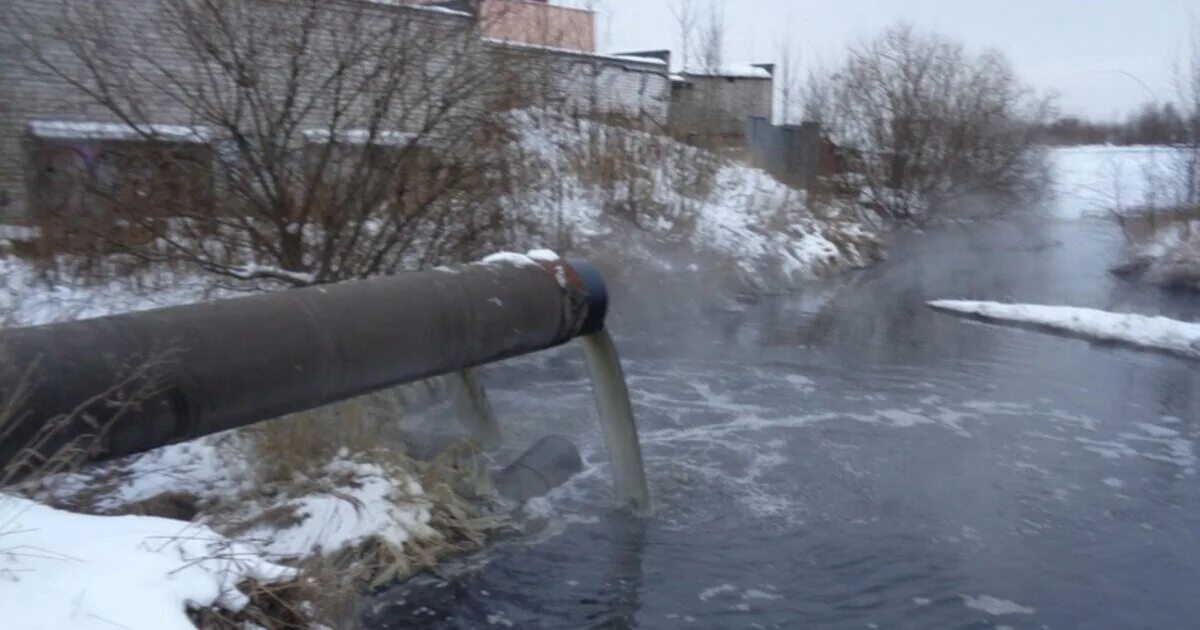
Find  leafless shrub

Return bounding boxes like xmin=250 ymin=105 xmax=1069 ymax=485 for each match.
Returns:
xmin=1174 ymin=27 xmax=1200 ymax=211
xmin=550 ymin=113 xmax=720 ymax=234
xmin=6 ymin=0 xmax=529 ymax=287
xmin=1107 ymin=27 xmax=1200 ymax=290
xmin=776 ymin=35 xmax=801 ymax=125
xmin=803 ymin=23 xmax=1052 ymax=222
xmin=1108 ymin=28 xmax=1200 ymax=222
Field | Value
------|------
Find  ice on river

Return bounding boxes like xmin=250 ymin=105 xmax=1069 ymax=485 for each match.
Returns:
xmin=928 ymin=300 xmax=1200 ymax=360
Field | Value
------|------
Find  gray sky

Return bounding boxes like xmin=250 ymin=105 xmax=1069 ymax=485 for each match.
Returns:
xmin=575 ymin=0 xmax=1198 ymax=121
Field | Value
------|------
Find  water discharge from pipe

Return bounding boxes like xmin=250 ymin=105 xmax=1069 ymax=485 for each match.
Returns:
xmin=449 ymin=368 xmax=501 ymax=447
xmin=580 ymin=329 xmax=652 ymax=513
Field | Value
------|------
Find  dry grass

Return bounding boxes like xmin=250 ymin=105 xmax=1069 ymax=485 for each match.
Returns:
xmin=4 ymin=370 xmax=496 ymax=629
xmin=191 ymin=389 xmax=499 ymax=629
xmin=248 ymin=380 xmax=437 ymax=483
xmin=188 ymin=578 xmax=316 ymax=630
xmin=188 ymin=455 xmax=495 ymax=629
xmin=0 ymin=353 xmax=171 ymax=488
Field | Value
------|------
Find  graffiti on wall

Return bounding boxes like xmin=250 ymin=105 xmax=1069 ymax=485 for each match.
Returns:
xmin=30 ymin=140 xmax=212 ymax=218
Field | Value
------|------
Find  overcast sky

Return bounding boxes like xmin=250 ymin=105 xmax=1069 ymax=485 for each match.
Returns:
xmin=575 ymin=0 xmax=1197 ymax=121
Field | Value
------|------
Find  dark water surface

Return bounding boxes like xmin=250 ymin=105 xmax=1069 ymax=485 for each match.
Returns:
xmin=371 ymin=215 xmax=1200 ymax=629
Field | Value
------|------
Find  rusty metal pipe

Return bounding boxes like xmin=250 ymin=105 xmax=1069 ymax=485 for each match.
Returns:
xmin=0 ymin=258 xmax=606 ymax=480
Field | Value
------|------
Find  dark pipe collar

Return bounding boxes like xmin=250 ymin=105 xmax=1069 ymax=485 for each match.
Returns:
xmin=567 ymin=260 xmax=608 ymax=335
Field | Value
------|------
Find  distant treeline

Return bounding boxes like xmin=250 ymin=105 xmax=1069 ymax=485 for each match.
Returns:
xmin=1036 ymin=102 xmax=1199 ymax=146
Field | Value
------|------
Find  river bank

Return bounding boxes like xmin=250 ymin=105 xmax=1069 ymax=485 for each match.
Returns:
xmin=1051 ymin=144 xmax=1200 ymax=291
xmin=4 ymin=143 xmax=1191 ymax=628
xmin=0 ymin=114 xmax=882 ymax=628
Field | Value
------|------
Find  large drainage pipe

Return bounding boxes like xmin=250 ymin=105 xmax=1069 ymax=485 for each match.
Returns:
xmin=494 ymin=435 xmax=585 ymax=504
xmin=0 ymin=258 xmax=629 ymax=485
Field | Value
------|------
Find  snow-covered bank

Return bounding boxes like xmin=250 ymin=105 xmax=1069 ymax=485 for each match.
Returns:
xmin=5 ymin=424 xmax=472 ymax=628
xmin=928 ymin=300 xmax=1200 ymax=360
xmin=1050 ymin=144 xmax=1200 ymax=292
xmin=1110 ymin=216 xmax=1200 ymax=292
xmin=0 ymin=112 xmax=882 ymax=626
xmin=0 ymin=113 xmax=881 ymax=327
xmin=502 ymin=110 xmax=882 ymax=290
xmin=0 ymin=494 xmax=294 ymax=629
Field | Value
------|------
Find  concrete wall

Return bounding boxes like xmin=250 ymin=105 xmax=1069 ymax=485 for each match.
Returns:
xmin=745 ymin=117 xmax=823 ymax=191
xmin=479 ymin=0 xmax=595 ymax=53
xmin=485 ymin=41 xmax=671 ymax=126
xmin=669 ymin=74 xmax=774 ymax=144
xmin=0 ymin=0 xmax=480 ymax=222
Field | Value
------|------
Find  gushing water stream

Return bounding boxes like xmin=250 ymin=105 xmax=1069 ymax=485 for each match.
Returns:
xmin=580 ymin=329 xmax=652 ymax=513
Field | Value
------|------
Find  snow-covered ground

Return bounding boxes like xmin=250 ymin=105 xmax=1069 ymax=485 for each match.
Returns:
xmin=0 ymin=494 xmax=295 ymax=629
xmin=928 ymin=300 xmax=1200 ymax=360
xmin=4 ymin=428 xmax=441 ymax=628
xmin=1050 ymin=145 xmax=1192 ymax=220
xmin=0 ymin=112 xmax=880 ymax=327
xmin=502 ymin=110 xmax=882 ymax=290
xmin=0 ymin=257 xmax=248 ymax=327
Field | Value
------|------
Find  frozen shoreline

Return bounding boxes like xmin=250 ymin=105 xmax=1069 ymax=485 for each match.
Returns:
xmin=928 ymin=300 xmax=1200 ymax=360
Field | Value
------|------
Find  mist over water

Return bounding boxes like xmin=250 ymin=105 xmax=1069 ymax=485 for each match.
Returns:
xmin=371 ymin=197 xmax=1200 ymax=628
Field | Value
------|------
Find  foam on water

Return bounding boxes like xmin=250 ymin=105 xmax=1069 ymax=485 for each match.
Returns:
xmin=961 ymin=594 xmax=1036 ymax=616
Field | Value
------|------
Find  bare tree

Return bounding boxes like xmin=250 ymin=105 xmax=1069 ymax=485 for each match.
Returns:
xmin=1175 ymin=26 xmax=1200 ymax=209
xmin=776 ymin=35 xmax=801 ymax=125
xmin=668 ymin=0 xmax=699 ymax=71
xmin=6 ymin=0 xmax=529 ymax=287
xmin=697 ymin=1 xmax=725 ymax=73
xmin=803 ymin=23 xmax=1051 ymax=222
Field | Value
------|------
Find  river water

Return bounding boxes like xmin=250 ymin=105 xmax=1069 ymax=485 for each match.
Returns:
xmin=372 ymin=208 xmax=1200 ymax=628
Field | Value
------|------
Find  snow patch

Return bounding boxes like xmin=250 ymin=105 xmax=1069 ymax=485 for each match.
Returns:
xmin=500 ymin=109 xmax=880 ymax=291
xmin=480 ymin=252 xmax=538 ymax=267
xmin=928 ymin=300 xmax=1200 ymax=360
xmin=28 ymin=120 xmax=213 ymax=143
xmin=230 ymin=263 xmax=316 ymax=285
xmin=0 ymin=494 xmax=294 ymax=630
xmin=0 ymin=225 xmax=40 ymax=241
xmin=682 ymin=65 xmax=773 ymax=79
xmin=301 ymin=128 xmax=418 ymax=146
xmin=0 ymin=257 xmax=247 ymax=327
xmin=237 ymin=460 xmax=435 ymax=558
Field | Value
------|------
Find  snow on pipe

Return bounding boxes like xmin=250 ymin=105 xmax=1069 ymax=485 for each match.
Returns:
xmin=0 ymin=257 xmax=610 ymax=482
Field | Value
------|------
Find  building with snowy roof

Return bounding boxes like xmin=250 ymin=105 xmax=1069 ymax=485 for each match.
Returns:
xmin=668 ymin=64 xmax=776 ymax=146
